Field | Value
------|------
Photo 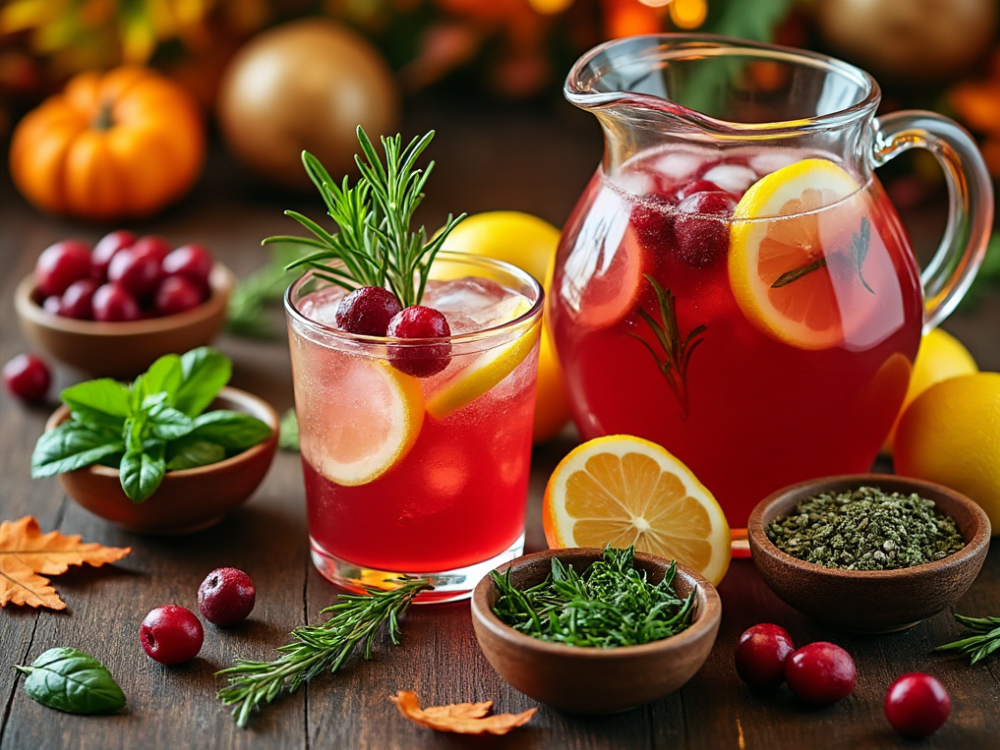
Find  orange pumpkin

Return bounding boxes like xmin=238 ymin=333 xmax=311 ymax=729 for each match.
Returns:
xmin=10 ymin=67 xmax=205 ymax=221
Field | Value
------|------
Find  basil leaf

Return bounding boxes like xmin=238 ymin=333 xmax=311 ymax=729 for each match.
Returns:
xmin=188 ymin=410 xmax=272 ymax=450
xmin=14 ymin=647 xmax=126 ymax=715
xmin=61 ymin=379 xmax=131 ymax=418
xmin=119 ymin=443 xmax=166 ymax=502
xmin=175 ymin=347 xmax=231 ymax=417
xmin=123 ymin=413 xmax=148 ymax=453
xmin=138 ymin=354 xmax=183 ymax=404
xmin=31 ymin=424 xmax=125 ymax=477
xmin=166 ymin=439 xmax=226 ymax=470
xmin=278 ymin=408 xmax=299 ymax=452
xmin=147 ymin=403 xmax=194 ymax=441
xmin=64 ymin=406 xmax=125 ymax=437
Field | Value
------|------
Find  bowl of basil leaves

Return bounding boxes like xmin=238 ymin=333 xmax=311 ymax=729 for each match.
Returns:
xmin=33 ymin=347 xmax=278 ymax=534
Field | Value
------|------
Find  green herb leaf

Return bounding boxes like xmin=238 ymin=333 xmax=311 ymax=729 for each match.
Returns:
xmin=166 ymin=439 xmax=227 ymax=470
xmin=187 ymin=410 xmax=272 ymax=450
xmin=137 ymin=354 xmax=183 ymax=403
xmin=278 ymin=409 xmax=299 ymax=452
xmin=771 ymin=257 xmax=827 ymax=289
xmin=146 ymin=403 xmax=195 ymax=441
xmin=31 ymin=424 xmax=125 ymax=477
xmin=935 ymin=613 xmax=1000 ymax=664
xmin=14 ymin=647 xmax=126 ymax=715
xmin=175 ymin=347 xmax=231 ymax=417
xmin=61 ymin=378 xmax=131 ymax=419
xmin=119 ymin=442 xmax=166 ymax=502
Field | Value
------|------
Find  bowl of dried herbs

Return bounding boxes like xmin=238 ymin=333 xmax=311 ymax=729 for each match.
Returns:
xmin=748 ymin=474 xmax=990 ymax=633
xmin=470 ymin=545 xmax=721 ymax=714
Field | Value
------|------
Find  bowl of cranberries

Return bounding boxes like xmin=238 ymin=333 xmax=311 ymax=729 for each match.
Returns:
xmin=14 ymin=232 xmax=234 ymax=378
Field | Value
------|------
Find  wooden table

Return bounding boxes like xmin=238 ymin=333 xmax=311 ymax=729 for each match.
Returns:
xmin=2 ymin=99 xmax=999 ymax=750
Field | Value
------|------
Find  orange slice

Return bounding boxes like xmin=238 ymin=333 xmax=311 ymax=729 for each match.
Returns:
xmin=542 ymin=435 xmax=731 ymax=585
xmin=729 ymin=158 xmax=874 ymax=350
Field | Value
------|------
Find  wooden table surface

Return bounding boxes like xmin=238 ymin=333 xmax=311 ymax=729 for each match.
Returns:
xmin=2 ymin=98 xmax=1000 ymax=750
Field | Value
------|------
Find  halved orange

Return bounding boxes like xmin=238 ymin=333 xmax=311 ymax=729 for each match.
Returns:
xmin=729 ymin=158 xmax=876 ymax=350
xmin=542 ymin=435 xmax=731 ymax=585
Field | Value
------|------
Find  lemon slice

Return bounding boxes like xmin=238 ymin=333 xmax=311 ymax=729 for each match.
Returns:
xmin=300 ymin=358 xmax=423 ymax=486
xmin=426 ymin=298 xmax=539 ymax=420
xmin=542 ymin=435 xmax=731 ymax=585
xmin=729 ymin=158 xmax=874 ymax=350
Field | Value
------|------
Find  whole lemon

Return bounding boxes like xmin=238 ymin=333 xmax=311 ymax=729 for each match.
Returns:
xmin=882 ymin=328 xmax=978 ymax=455
xmin=894 ymin=372 xmax=1000 ymax=532
xmin=441 ymin=211 xmax=571 ymax=442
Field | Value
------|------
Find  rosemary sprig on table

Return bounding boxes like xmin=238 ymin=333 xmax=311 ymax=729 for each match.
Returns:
xmin=217 ymin=577 xmax=431 ymax=728
xmin=267 ymin=127 xmax=465 ymax=308
xmin=934 ymin=613 xmax=1000 ymax=665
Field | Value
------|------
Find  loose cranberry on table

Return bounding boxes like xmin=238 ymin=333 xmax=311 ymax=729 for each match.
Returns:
xmin=59 ymin=278 xmax=100 ymax=320
xmin=140 ymin=605 xmax=204 ymax=665
xmin=734 ymin=623 xmax=795 ymax=689
xmin=91 ymin=230 xmax=136 ymax=280
xmin=336 ymin=286 xmax=402 ymax=336
xmin=386 ymin=305 xmax=451 ymax=377
xmin=154 ymin=275 xmax=205 ymax=317
xmin=35 ymin=240 xmax=92 ymax=297
xmin=884 ymin=673 xmax=951 ymax=738
xmin=3 ymin=354 xmax=51 ymax=402
xmin=198 ymin=567 xmax=256 ymax=627
xmin=108 ymin=245 xmax=163 ymax=298
xmin=162 ymin=244 xmax=214 ymax=288
xmin=784 ymin=641 xmax=856 ymax=705
xmin=92 ymin=283 xmax=142 ymax=322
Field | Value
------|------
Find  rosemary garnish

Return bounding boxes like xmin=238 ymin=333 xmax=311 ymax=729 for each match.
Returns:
xmin=629 ymin=274 xmax=706 ymax=418
xmin=491 ymin=545 xmax=696 ymax=648
xmin=934 ymin=614 xmax=1000 ymax=665
xmin=267 ymin=127 xmax=465 ymax=308
xmin=217 ymin=577 xmax=430 ymax=728
xmin=769 ymin=217 xmax=873 ymax=293
xmin=771 ymin=257 xmax=827 ymax=289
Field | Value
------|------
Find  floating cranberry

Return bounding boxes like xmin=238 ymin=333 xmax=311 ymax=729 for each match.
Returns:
xmin=336 ymin=286 xmax=402 ymax=336
xmin=140 ymin=605 xmax=204 ymax=665
xmin=3 ymin=354 xmax=51 ymax=402
xmin=35 ymin=240 xmax=92 ymax=297
xmin=198 ymin=568 xmax=256 ymax=627
xmin=785 ymin=642 xmax=856 ymax=706
xmin=91 ymin=230 xmax=136 ymax=281
xmin=884 ymin=673 xmax=950 ymax=738
xmin=387 ymin=306 xmax=451 ymax=377
xmin=629 ymin=196 xmax=675 ymax=253
xmin=162 ymin=244 xmax=214 ymax=288
xmin=673 ymin=190 xmax=736 ymax=268
xmin=735 ymin=623 xmax=795 ymax=689
xmin=60 ymin=279 xmax=100 ymax=320
xmin=154 ymin=276 xmax=205 ymax=317
xmin=92 ymin=283 xmax=142 ymax=322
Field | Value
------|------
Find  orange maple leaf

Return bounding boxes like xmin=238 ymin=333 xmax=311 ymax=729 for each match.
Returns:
xmin=390 ymin=691 xmax=537 ymax=735
xmin=0 ymin=516 xmax=131 ymax=610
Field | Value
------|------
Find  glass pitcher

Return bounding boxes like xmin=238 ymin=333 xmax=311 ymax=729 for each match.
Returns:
xmin=549 ymin=35 xmax=993 ymax=544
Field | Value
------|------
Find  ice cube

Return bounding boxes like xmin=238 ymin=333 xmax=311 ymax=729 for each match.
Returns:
xmin=608 ymin=169 xmax=657 ymax=197
xmin=298 ymin=286 xmax=347 ymax=327
xmin=653 ymin=151 xmax=703 ymax=183
xmin=701 ymin=164 xmax=758 ymax=194
xmin=749 ymin=151 xmax=800 ymax=178
xmin=422 ymin=277 xmax=527 ymax=335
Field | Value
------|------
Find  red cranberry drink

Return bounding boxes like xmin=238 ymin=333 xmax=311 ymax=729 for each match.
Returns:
xmin=287 ymin=255 xmax=543 ymax=602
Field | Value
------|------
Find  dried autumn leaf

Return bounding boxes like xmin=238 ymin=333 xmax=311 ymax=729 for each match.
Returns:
xmin=0 ymin=516 xmax=131 ymax=610
xmin=390 ymin=691 xmax=537 ymax=735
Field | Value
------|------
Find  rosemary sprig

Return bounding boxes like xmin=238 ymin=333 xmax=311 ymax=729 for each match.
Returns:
xmin=629 ymin=274 xmax=706 ymax=419
xmin=216 ymin=577 xmax=431 ymax=728
xmin=270 ymin=127 xmax=465 ymax=308
xmin=769 ymin=217 xmax=873 ymax=293
xmin=934 ymin=613 xmax=1000 ymax=665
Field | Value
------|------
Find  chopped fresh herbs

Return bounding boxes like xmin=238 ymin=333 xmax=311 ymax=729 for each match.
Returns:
xmin=31 ymin=347 xmax=272 ymax=502
xmin=934 ymin=614 xmax=1000 ymax=665
xmin=15 ymin=647 xmax=126 ymax=715
xmin=766 ymin=486 xmax=965 ymax=571
xmin=491 ymin=545 xmax=697 ymax=648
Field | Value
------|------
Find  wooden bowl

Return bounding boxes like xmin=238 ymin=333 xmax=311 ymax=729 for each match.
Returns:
xmin=45 ymin=386 xmax=278 ymax=535
xmin=15 ymin=263 xmax=234 ymax=379
xmin=471 ymin=547 xmax=721 ymax=714
xmin=748 ymin=474 xmax=990 ymax=634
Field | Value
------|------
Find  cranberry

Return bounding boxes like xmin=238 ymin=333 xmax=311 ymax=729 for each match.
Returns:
xmin=92 ymin=283 xmax=142 ymax=322
xmin=735 ymin=623 xmax=795 ymax=689
xmin=108 ymin=245 xmax=163 ymax=298
xmin=675 ymin=179 xmax=721 ymax=201
xmin=35 ymin=240 xmax=92 ymax=297
xmin=386 ymin=306 xmax=452 ymax=377
xmin=785 ymin=642 xmax=856 ymax=705
xmin=59 ymin=278 xmax=100 ymax=319
xmin=630 ymin=196 xmax=675 ymax=253
xmin=130 ymin=235 xmax=171 ymax=264
xmin=3 ymin=354 xmax=51 ymax=402
xmin=91 ymin=230 xmax=136 ymax=281
xmin=673 ymin=190 xmax=736 ymax=268
xmin=154 ymin=275 xmax=205 ymax=317
xmin=335 ymin=286 xmax=402 ymax=336
xmin=42 ymin=295 xmax=62 ymax=315
xmin=140 ymin=605 xmax=204 ymax=665
xmin=162 ymin=244 xmax=214 ymax=288
xmin=885 ymin=673 xmax=950 ymax=738
xmin=198 ymin=567 xmax=256 ymax=627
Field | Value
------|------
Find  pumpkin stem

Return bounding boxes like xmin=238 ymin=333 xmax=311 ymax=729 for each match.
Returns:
xmin=93 ymin=100 xmax=114 ymax=130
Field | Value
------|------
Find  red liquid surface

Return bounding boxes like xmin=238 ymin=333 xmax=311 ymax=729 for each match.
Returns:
xmin=549 ymin=149 xmax=923 ymax=529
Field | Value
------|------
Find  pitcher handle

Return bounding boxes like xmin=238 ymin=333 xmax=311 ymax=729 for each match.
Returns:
xmin=871 ymin=111 xmax=993 ymax=332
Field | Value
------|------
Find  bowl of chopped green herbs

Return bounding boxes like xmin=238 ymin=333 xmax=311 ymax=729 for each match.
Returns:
xmin=470 ymin=545 xmax=721 ymax=714
xmin=748 ymin=474 xmax=990 ymax=634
